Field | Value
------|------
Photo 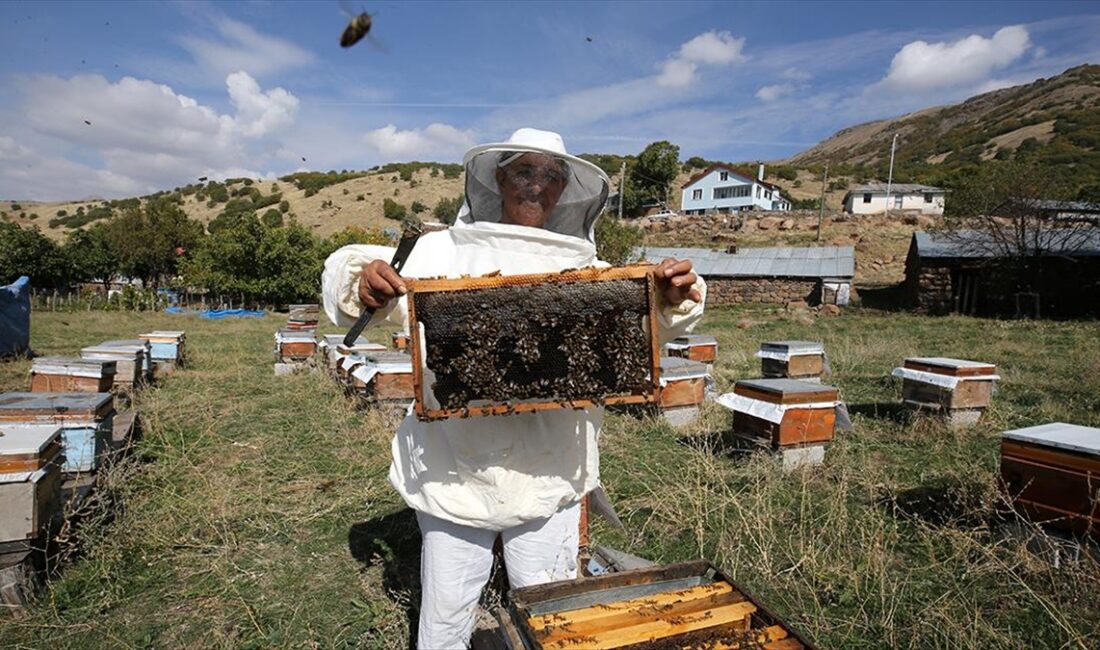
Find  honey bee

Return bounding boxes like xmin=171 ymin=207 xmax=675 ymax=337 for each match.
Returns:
xmin=339 ymin=2 xmax=376 ymax=49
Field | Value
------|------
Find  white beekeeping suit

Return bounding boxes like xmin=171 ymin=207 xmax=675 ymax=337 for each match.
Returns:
xmin=322 ymin=128 xmax=706 ymax=648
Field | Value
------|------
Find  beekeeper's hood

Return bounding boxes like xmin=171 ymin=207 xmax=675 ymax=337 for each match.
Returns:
xmin=457 ymin=128 xmax=611 ymax=242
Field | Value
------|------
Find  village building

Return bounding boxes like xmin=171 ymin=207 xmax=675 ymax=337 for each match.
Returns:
xmin=680 ymin=164 xmax=791 ymax=216
xmin=844 ymin=183 xmax=945 ymax=216
xmin=904 ymin=230 xmax=1100 ymax=317
xmin=641 ymin=245 xmax=854 ymax=306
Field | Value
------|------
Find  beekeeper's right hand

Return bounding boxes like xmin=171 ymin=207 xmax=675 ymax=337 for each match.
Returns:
xmin=357 ymin=260 xmax=407 ymax=309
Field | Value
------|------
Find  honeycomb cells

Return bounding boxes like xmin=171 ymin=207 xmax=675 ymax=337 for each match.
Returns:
xmin=414 ymin=278 xmax=652 ymax=410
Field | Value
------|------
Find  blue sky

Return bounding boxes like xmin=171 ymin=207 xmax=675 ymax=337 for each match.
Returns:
xmin=1 ymin=0 xmax=1098 ymax=200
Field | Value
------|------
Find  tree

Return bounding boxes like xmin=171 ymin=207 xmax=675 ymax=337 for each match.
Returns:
xmin=433 ymin=195 xmax=464 ymax=225
xmin=383 ymin=198 xmax=407 ymax=221
xmin=595 ymin=216 xmax=644 ymax=265
xmin=0 ymin=222 xmax=68 ymax=288
xmin=633 ymin=140 xmax=681 ymax=207
xmin=63 ymin=225 xmax=118 ymax=290
xmin=103 ymin=198 xmax=204 ymax=288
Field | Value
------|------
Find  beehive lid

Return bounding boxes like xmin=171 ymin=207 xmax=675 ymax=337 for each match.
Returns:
xmin=671 ymin=334 xmax=717 ymax=347
xmin=81 ymin=345 xmax=145 ymax=361
xmin=276 ymin=329 xmax=317 ymax=342
xmin=0 ymin=423 xmax=63 ymax=456
xmin=659 ymin=356 xmax=710 ymax=381
xmin=734 ymin=378 xmax=837 ymax=404
xmin=32 ymin=357 xmax=117 ymax=376
xmin=903 ymin=357 xmax=995 ymax=377
xmin=0 ymin=392 xmax=114 ymax=420
xmin=288 ymin=304 xmax=318 ymax=311
xmin=337 ymin=340 xmax=386 ymax=354
xmin=761 ymin=341 xmax=824 ymax=355
xmin=99 ymin=339 xmax=151 ymax=350
xmin=363 ymin=351 xmax=414 ymax=366
xmin=1002 ymin=422 xmax=1100 ymax=457
xmin=140 ymin=331 xmax=185 ymax=342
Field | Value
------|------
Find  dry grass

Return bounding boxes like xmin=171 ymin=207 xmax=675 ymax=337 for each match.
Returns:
xmin=0 ymin=307 xmax=1098 ymax=648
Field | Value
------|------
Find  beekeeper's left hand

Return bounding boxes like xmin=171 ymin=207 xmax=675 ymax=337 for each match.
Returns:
xmin=656 ymin=258 xmax=701 ymax=306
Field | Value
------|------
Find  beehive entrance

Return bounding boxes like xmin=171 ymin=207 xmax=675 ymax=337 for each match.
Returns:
xmin=407 ymin=267 xmax=659 ymax=419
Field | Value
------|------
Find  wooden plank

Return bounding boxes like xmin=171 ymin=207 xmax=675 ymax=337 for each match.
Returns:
xmin=733 ymin=384 xmax=837 ymax=405
xmin=542 ymin=600 xmax=756 ymax=649
xmin=406 ymin=264 xmax=654 ymax=294
xmin=659 ymin=377 xmax=706 ymax=408
xmin=1001 ymin=456 xmax=1100 ymax=538
xmin=511 ymin=561 xmax=714 ymax=609
xmin=1002 ymin=440 xmax=1100 ymax=475
xmin=903 ymin=359 xmax=995 ymax=377
xmin=535 ymin=589 xmax=745 ymax=643
xmin=530 ymin=582 xmax=735 ymax=630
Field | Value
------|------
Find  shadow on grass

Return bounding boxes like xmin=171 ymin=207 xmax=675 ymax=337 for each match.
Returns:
xmin=856 ymin=283 xmax=913 ymax=312
xmin=847 ymin=401 xmax=910 ymax=424
xmin=348 ymin=508 xmax=422 ymax=648
xmin=880 ymin=476 xmax=1000 ymax=529
xmin=676 ymin=429 xmax=763 ymax=462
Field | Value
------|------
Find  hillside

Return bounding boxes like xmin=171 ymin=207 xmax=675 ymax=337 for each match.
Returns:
xmin=786 ymin=64 xmax=1100 ymax=196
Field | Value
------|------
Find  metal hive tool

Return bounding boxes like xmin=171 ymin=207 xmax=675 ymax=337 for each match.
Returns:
xmin=406 ymin=265 xmax=661 ymax=420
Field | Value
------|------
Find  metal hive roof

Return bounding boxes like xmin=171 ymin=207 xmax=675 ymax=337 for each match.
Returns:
xmin=639 ymin=245 xmax=855 ymax=279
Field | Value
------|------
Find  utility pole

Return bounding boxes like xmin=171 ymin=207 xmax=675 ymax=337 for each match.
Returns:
xmin=884 ymin=132 xmax=898 ymax=217
xmin=817 ymin=161 xmax=829 ymax=242
xmin=617 ymin=161 xmax=626 ymax=220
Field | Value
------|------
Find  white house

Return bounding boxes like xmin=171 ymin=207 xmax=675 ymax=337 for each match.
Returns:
xmin=680 ymin=164 xmax=791 ymax=215
xmin=843 ymin=183 xmax=945 ymax=216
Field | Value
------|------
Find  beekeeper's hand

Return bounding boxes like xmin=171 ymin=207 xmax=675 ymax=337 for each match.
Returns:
xmin=357 ymin=260 xmax=408 ymax=310
xmin=656 ymin=258 xmax=701 ymax=306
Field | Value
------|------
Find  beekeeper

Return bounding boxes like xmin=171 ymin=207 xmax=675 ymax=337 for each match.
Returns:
xmin=322 ymin=128 xmax=705 ymax=649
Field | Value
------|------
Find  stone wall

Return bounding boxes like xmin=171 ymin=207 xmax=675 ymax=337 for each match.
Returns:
xmin=706 ymin=277 xmax=820 ymax=306
xmin=914 ymin=265 xmax=953 ymax=314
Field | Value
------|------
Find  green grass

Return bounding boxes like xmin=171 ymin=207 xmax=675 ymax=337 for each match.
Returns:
xmin=1 ymin=307 xmax=1098 ymax=648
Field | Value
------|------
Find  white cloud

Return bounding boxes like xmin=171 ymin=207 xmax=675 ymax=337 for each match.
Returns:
xmin=781 ymin=67 xmax=812 ymax=82
xmin=362 ymin=123 xmax=476 ymax=160
xmin=678 ymin=31 xmax=746 ymax=65
xmin=880 ymin=26 xmax=1030 ymax=91
xmin=756 ymin=83 xmax=795 ymax=102
xmin=656 ymin=30 xmax=746 ymax=88
xmin=177 ymin=16 xmax=315 ymax=80
xmin=2 ymin=71 xmax=300 ymax=199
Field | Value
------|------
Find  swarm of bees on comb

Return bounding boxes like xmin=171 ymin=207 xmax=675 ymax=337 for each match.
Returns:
xmin=415 ymin=278 xmax=652 ymax=412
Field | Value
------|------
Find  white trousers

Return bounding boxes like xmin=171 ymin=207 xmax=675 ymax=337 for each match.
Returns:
xmin=416 ymin=502 xmax=580 ymax=649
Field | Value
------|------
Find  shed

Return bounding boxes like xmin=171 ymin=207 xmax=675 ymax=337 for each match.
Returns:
xmin=639 ymin=246 xmax=855 ymax=306
xmin=904 ymin=230 xmax=1100 ymax=316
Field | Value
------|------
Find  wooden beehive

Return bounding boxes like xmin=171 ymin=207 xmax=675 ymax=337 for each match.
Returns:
xmin=507 ymin=560 xmax=813 ymax=649
xmin=392 ymin=331 xmax=411 ymax=352
xmin=140 ymin=330 xmax=186 ymax=364
xmin=729 ymin=379 xmax=838 ymax=448
xmin=759 ymin=341 xmax=826 ymax=380
xmin=1001 ymin=422 xmax=1100 ymax=540
xmin=658 ymin=357 xmax=709 ymax=409
xmin=0 ymin=393 xmax=115 ymax=474
xmin=0 ymin=424 xmax=63 ymax=474
xmin=407 ymin=265 xmax=660 ymax=421
xmin=287 ymin=304 xmax=319 ymax=330
xmin=30 ymin=357 xmax=116 ymax=394
xmin=80 ymin=344 xmax=144 ymax=391
xmin=98 ymin=339 xmax=154 ymax=382
xmin=898 ymin=357 xmax=997 ymax=411
xmin=348 ymin=352 xmax=415 ymax=401
xmin=665 ymin=335 xmax=718 ymax=364
xmin=275 ymin=329 xmax=317 ymax=362
xmin=0 ymin=424 xmax=63 ymax=545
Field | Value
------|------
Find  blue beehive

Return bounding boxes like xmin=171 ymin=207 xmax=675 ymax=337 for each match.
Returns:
xmin=140 ymin=331 xmax=186 ymax=364
xmin=0 ymin=393 xmax=115 ymax=474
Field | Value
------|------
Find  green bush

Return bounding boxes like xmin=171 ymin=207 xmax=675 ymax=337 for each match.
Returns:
xmin=279 ymin=200 xmax=290 ymax=213
xmin=595 ymin=216 xmax=643 ymax=265
xmin=304 ymin=187 xmax=317 ymax=198
xmin=280 ymin=171 xmax=366 ymax=195
xmin=356 ymin=194 xmax=365 ymax=202
xmin=342 ymin=188 xmax=349 ymax=195
xmin=410 ymin=200 xmax=427 ymax=214
xmin=56 ymin=209 xmax=67 ymax=217
xmin=383 ymin=198 xmax=407 ymax=221
xmin=432 ymin=195 xmax=464 ymax=225
xmin=261 ymin=209 xmax=284 ymax=227
xmin=10 ymin=203 xmax=21 ymax=211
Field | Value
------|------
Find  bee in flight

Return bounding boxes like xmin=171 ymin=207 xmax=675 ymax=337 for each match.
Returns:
xmin=339 ymin=2 xmax=377 ymax=49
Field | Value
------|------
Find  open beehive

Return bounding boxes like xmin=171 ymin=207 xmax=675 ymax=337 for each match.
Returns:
xmin=1001 ymin=422 xmax=1100 ymax=540
xmin=507 ymin=560 xmax=812 ymax=649
xmin=720 ymin=379 xmax=838 ymax=448
xmin=0 ymin=393 xmax=115 ymax=474
xmin=894 ymin=357 xmax=997 ymax=412
xmin=406 ymin=265 xmax=660 ymax=420
xmin=758 ymin=341 xmax=826 ymax=380
xmin=30 ymin=357 xmax=116 ymax=394
xmin=665 ymin=335 xmax=718 ymax=364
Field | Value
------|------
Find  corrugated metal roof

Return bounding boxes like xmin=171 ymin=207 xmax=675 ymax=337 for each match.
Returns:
xmin=913 ymin=230 xmax=1100 ymax=259
xmin=849 ymin=183 xmax=944 ymax=193
xmin=639 ymin=245 xmax=855 ymax=279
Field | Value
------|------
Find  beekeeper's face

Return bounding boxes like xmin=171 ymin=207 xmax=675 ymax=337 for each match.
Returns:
xmin=495 ymin=153 xmax=569 ymax=229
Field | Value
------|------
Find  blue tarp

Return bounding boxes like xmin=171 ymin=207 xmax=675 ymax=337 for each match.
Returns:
xmin=1 ymin=276 xmax=31 ymax=357
xmin=199 ymin=308 xmax=266 ymax=320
